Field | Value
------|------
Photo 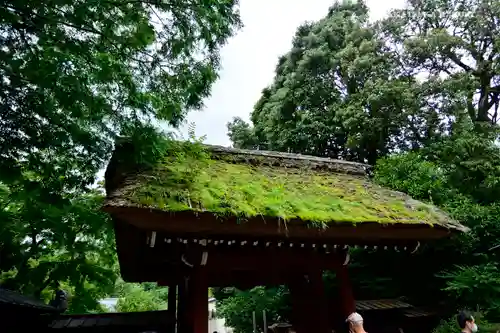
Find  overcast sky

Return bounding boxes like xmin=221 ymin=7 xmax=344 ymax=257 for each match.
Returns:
xmin=177 ymin=0 xmax=406 ymax=147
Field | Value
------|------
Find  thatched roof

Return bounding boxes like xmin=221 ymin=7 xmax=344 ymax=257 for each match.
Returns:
xmin=104 ymin=140 xmax=467 ymax=232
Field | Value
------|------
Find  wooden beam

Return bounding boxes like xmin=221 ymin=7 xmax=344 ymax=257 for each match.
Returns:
xmin=122 ymin=266 xmax=289 ymax=288
xmin=177 ymin=246 xmax=344 ymax=271
xmin=336 ymin=264 xmax=356 ymax=319
xmin=189 ymin=267 xmax=208 ymax=333
xmin=119 ymin=248 xmax=349 ymax=287
xmin=309 ymin=269 xmax=330 ymax=333
xmin=107 ymin=207 xmax=453 ymax=242
xmin=168 ymin=284 xmax=177 ymax=317
xmin=177 ymin=278 xmax=187 ymax=333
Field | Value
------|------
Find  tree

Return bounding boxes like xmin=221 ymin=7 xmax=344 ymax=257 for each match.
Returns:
xmin=114 ymin=281 xmax=168 ymax=312
xmin=227 ymin=117 xmax=261 ymax=150
xmin=0 ymin=0 xmax=242 ymax=187
xmin=227 ymin=0 xmax=420 ymax=164
xmin=0 ymin=0 xmax=241 ymax=310
xmin=0 ymin=187 xmax=118 ymax=313
xmin=217 ymin=287 xmax=290 ymax=333
xmin=379 ymin=0 xmax=500 ymax=132
xmin=374 ymin=133 xmax=500 ymax=318
xmin=229 ymin=0 xmax=500 ymax=162
xmin=116 ymin=289 xmax=166 ymax=312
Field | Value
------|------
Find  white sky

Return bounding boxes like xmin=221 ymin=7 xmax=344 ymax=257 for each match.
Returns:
xmin=178 ymin=0 xmax=406 ymax=147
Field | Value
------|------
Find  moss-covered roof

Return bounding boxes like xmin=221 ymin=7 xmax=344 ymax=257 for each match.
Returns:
xmin=104 ymin=140 xmax=467 ymax=232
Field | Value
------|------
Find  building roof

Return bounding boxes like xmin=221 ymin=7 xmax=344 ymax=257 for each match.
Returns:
xmin=104 ymin=139 xmax=467 ymax=233
xmin=356 ymin=299 xmax=412 ymax=311
xmin=49 ymin=310 xmax=174 ymax=330
xmin=0 ymin=288 xmax=58 ymax=312
xmin=355 ymin=299 xmax=437 ymax=319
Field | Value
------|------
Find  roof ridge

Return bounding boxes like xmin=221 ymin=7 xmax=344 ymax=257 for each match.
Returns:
xmin=206 ymin=145 xmax=370 ymax=167
xmin=205 ymin=145 xmax=371 ymax=176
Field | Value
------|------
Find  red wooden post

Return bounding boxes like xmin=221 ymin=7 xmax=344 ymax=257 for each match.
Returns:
xmin=190 ymin=267 xmax=208 ymax=333
xmin=309 ymin=269 xmax=330 ymax=333
xmin=336 ymin=264 xmax=356 ymax=319
xmin=288 ymin=274 xmax=309 ymax=333
xmin=289 ymin=269 xmax=330 ymax=333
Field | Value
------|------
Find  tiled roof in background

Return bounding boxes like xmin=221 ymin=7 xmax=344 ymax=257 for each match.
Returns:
xmin=0 ymin=288 xmax=57 ymax=311
xmin=356 ymin=299 xmax=413 ymax=311
xmin=49 ymin=310 xmax=175 ymax=330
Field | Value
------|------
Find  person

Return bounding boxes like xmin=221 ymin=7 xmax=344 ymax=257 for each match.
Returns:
xmin=346 ymin=312 xmax=367 ymax=333
xmin=457 ymin=310 xmax=478 ymax=333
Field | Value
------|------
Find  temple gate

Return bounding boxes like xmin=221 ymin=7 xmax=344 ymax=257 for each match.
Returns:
xmin=103 ymin=140 xmax=467 ymax=333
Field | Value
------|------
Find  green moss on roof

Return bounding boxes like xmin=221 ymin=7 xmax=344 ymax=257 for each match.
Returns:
xmin=105 ymin=139 xmax=463 ymax=230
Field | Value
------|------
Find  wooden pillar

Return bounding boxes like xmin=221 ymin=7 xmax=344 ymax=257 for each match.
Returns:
xmin=168 ymin=283 xmax=177 ymax=331
xmin=336 ymin=264 xmax=356 ymax=319
xmin=309 ymin=269 xmax=330 ymax=333
xmin=186 ymin=267 xmax=208 ymax=333
xmin=289 ymin=274 xmax=309 ymax=333
xmin=177 ymin=278 xmax=188 ymax=333
xmin=169 ymin=284 xmax=177 ymax=312
xmin=289 ymin=270 xmax=330 ymax=333
xmin=192 ymin=267 xmax=208 ymax=333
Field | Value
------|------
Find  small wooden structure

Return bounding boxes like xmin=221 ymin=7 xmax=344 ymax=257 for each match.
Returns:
xmin=354 ymin=299 xmax=440 ymax=333
xmin=48 ymin=310 xmax=175 ymax=333
xmin=0 ymin=287 xmax=174 ymax=333
xmin=103 ymin=140 xmax=468 ymax=333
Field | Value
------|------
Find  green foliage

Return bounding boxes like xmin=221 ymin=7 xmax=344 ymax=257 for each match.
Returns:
xmin=373 ymin=140 xmax=500 ymax=319
xmin=439 ymin=264 xmax=500 ymax=317
xmin=1 ymin=0 xmax=241 ymax=189
xmin=432 ymin=312 xmax=499 ymax=333
xmin=0 ymin=0 xmax=241 ymax=313
xmin=227 ymin=0 xmax=420 ymax=164
xmin=424 ymin=131 xmax=500 ymax=205
xmin=228 ymin=0 xmax=500 ymax=165
xmin=0 ymin=188 xmax=118 ymax=313
xmin=380 ymin=0 xmax=500 ymax=129
xmin=114 ymin=281 xmax=167 ymax=312
xmin=227 ymin=117 xmax=262 ymax=150
xmin=432 ymin=315 xmax=462 ymax=333
xmin=217 ymin=287 xmax=290 ymax=333
xmin=374 ymin=152 xmax=451 ymax=205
